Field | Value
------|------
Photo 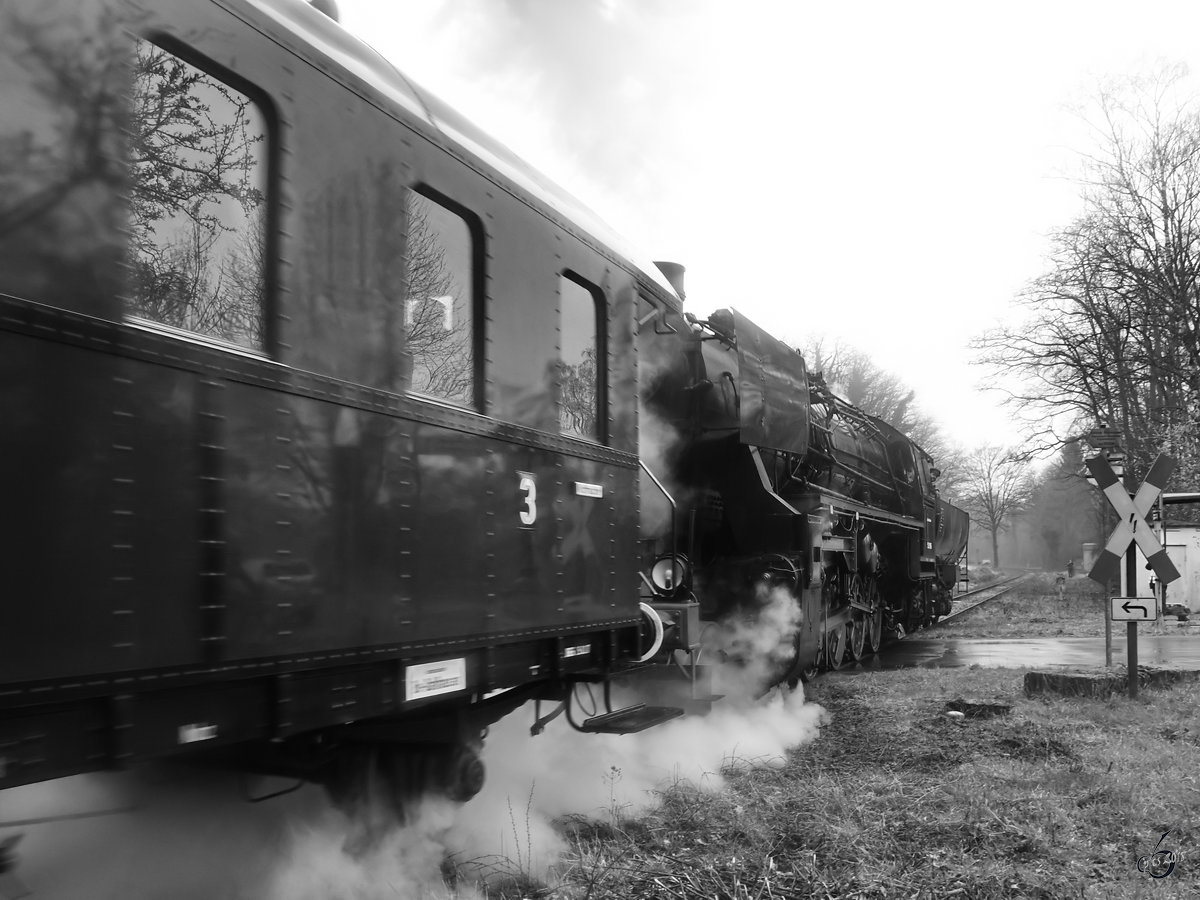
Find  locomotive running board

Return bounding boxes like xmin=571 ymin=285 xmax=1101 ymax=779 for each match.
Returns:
xmin=580 ymin=703 xmax=684 ymax=734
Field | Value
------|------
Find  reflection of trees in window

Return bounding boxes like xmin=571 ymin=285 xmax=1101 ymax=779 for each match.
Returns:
xmin=0 ymin=4 xmax=129 ymax=312
xmin=559 ymin=275 xmax=601 ymax=440
xmin=0 ymin=9 xmax=268 ymax=342
xmin=560 ymin=346 xmax=598 ymax=437
xmin=126 ymin=40 xmax=267 ymax=349
xmin=404 ymin=193 xmax=474 ymax=406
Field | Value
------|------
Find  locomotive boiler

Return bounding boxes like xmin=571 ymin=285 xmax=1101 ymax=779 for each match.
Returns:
xmin=634 ymin=303 xmax=969 ymax=688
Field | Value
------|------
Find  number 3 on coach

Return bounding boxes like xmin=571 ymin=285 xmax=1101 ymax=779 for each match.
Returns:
xmin=518 ymin=471 xmax=537 ymax=526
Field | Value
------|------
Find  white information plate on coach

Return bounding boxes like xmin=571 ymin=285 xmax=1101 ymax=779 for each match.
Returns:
xmin=574 ymin=481 xmax=604 ymax=498
xmin=1110 ymin=597 xmax=1159 ymax=622
xmin=406 ymin=658 xmax=467 ymax=700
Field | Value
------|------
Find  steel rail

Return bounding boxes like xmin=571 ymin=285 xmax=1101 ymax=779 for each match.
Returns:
xmin=937 ymin=573 xmax=1026 ymax=624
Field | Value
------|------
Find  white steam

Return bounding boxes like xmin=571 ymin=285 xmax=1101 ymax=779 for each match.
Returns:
xmin=707 ymin=583 xmax=805 ymax=698
xmin=2 ymin=592 xmax=824 ymax=899
xmin=265 ymin=799 xmax=475 ymax=900
xmin=638 ymin=407 xmax=684 ymax=538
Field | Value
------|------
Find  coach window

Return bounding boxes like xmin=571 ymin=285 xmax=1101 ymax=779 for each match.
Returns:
xmin=126 ymin=39 xmax=269 ymax=351
xmin=559 ymin=273 xmax=604 ymax=441
xmin=404 ymin=191 xmax=476 ymax=407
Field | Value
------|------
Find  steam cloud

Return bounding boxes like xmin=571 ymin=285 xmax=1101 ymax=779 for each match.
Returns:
xmin=707 ymin=583 xmax=806 ymax=698
xmin=3 ymin=593 xmax=822 ymax=899
xmin=638 ymin=407 xmax=684 ymax=538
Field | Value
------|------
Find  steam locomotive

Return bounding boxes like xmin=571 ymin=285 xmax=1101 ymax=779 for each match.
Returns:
xmin=634 ymin=303 xmax=969 ymax=700
xmin=0 ymin=0 xmax=967 ymax=835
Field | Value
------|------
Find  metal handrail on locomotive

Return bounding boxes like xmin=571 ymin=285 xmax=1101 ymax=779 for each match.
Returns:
xmin=0 ymin=0 xmax=968 ymax=825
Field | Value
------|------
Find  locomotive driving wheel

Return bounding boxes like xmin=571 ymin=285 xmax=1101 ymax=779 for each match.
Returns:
xmin=862 ymin=576 xmax=883 ymax=654
xmin=824 ymin=622 xmax=847 ymax=670
xmin=846 ymin=574 xmax=866 ymax=662
xmin=848 ymin=610 xmax=866 ymax=661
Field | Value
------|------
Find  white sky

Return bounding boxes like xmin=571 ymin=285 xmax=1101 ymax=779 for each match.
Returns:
xmin=339 ymin=0 xmax=1200 ymax=451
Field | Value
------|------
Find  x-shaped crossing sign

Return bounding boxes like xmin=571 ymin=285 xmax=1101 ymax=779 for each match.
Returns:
xmin=1087 ymin=453 xmax=1180 ymax=586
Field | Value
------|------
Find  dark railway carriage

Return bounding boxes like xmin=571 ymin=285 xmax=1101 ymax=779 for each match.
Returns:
xmin=0 ymin=0 xmax=678 ymax=803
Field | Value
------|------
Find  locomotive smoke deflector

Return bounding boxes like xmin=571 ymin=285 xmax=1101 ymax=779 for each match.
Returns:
xmin=724 ymin=309 xmax=811 ymax=457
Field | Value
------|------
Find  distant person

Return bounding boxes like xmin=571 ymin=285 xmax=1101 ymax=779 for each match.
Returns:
xmin=1066 ymin=559 xmax=1075 ymax=578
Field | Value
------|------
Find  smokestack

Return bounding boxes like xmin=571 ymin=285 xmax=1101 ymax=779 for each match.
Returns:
xmin=309 ymin=0 xmax=339 ymax=21
xmin=654 ymin=261 xmax=686 ymax=302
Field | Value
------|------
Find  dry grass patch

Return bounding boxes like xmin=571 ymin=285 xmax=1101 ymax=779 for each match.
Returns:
xmin=479 ymin=667 xmax=1200 ymax=899
xmin=940 ymin=574 xmax=1199 ymax=639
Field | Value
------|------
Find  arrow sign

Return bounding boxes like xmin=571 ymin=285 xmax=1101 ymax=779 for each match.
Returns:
xmin=1110 ymin=596 xmax=1159 ymax=622
xmin=1087 ymin=453 xmax=1181 ymax=586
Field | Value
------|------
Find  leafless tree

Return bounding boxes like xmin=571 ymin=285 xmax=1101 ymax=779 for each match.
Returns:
xmin=801 ymin=336 xmax=962 ymax=494
xmin=0 ymin=7 xmax=127 ymax=235
xmin=957 ymin=446 xmax=1034 ymax=568
xmin=803 ymin=337 xmax=944 ymax=450
xmin=1022 ymin=441 xmax=1101 ymax=570
xmin=403 ymin=199 xmax=473 ymax=404
xmin=559 ymin=346 xmax=597 ymax=436
xmin=974 ymin=63 xmax=1200 ymax=488
xmin=126 ymin=40 xmax=266 ymax=346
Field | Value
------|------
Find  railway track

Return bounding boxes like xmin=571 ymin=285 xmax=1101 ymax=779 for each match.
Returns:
xmin=938 ymin=573 xmax=1027 ymax=625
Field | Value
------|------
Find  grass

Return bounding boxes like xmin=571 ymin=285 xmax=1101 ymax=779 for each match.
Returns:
xmin=938 ymin=573 xmax=1200 ymax=639
xmin=513 ymin=669 xmax=1200 ymax=899
xmin=454 ymin=575 xmax=1200 ymax=899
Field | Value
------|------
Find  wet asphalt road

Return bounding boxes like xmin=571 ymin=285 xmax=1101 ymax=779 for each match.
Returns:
xmin=846 ymin=632 xmax=1200 ymax=671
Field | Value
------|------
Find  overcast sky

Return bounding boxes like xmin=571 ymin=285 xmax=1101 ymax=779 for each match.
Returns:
xmin=339 ymin=0 xmax=1200 ymax=451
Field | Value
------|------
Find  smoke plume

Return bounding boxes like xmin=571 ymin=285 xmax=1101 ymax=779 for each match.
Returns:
xmin=2 ymin=594 xmax=823 ymax=899
xmin=707 ymin=582 xmax=806 ymax=698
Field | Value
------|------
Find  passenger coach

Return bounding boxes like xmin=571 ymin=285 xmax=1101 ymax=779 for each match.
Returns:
xmin=0 ymin=0 xmax=680 ymax=806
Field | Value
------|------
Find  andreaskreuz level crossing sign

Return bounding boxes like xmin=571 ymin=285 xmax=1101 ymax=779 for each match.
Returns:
xmin=1087 ymin=453 xmax=1180 ymax=586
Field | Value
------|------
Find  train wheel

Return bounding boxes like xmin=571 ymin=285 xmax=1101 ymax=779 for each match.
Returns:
xmin=848 ymin=610 xmax=866 ymax=661
xmin=825 ymin=622 xmax=847 ymax=670
xmin=867 ymin=603 xmax=883 ymax=654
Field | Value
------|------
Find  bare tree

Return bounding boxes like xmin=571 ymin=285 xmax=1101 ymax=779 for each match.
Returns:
xmin=126 ymin=40 xmax=266 ymax=347
xmin=1022 ymin=441 xmax=1101 ymax=570
xmin=127 ymin=41 xmax=265 ymax=259
xmin=957 ymin=446 xmax=1034 ymax=568
xmin=559 ymin=346 xmax=597 ymax=436
xmin=801 ymin=335 xmax=960 ymax=486
xmin=403 ymin=198 xmax=473 ymax=404
xmin=974 ymin=63 xmax=1200 ymax=488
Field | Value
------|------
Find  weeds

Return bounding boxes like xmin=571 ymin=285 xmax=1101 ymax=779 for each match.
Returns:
xmin=940 ymin=575 xmax=1200 ymax=639
xmin=460 ymin=669 xmax=1200 ymax=899
xmin=454 ymin=580 xmax=1200 ymax=898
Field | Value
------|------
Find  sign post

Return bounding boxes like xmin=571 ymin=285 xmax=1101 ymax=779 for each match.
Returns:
xmin=1087 ymin=454 xmax=1180 ymax=699
xmin=1084 ymin=450 xmax=1124 ymax=667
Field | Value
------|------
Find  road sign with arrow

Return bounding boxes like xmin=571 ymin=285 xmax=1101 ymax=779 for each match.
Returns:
xmin=1110 ymin=596 xmax=1159 ymax=622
